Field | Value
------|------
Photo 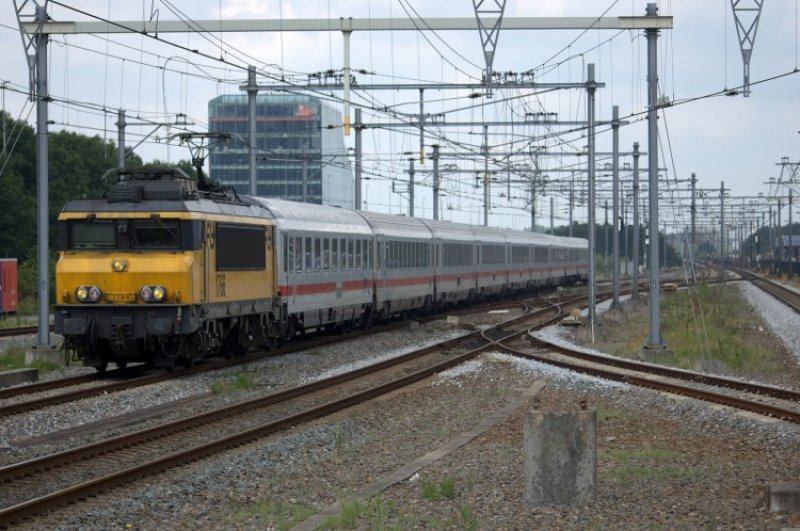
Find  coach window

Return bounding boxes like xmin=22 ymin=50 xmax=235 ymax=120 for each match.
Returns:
xmin=304 ymin=237 xmax=312 ymax=272
xmin=355 ymin=240 xmax=362 ymax=270
xmin=322 ymin=238 xmax=330 ymax=271
xmin=283 ymin=235 xmax=289 ymax=273
xmin=331 ymin=238 xmax=338 ymax=272
xmin=345 ymin=239 xmax=352 ymax=270
xmin=294 ymin=237 xmax=302 ymax=272
xmin=313 ymin=238 xmax=321 ymax=271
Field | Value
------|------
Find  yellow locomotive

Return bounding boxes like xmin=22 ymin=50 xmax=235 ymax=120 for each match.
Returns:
xmin=55 ymin=169 xmax=278 ymax=370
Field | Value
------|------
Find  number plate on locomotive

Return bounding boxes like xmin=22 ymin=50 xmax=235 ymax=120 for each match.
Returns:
xmin=106 ymin=292 xmax=136 ymax=302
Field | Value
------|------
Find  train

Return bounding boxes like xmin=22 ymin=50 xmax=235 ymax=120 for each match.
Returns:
xmin=55 ymin=169 xmax=589 ymax=371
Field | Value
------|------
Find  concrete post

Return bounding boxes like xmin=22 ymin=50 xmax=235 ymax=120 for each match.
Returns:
xmin=524 ymin=408 xmax=597 ymax=505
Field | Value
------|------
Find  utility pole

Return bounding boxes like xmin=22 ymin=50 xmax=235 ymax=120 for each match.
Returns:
xmin=246 ymin=65 xmax=258 ymax=195
xmin=408 ymin=158 xmax=415 ymax=217
xmin=569 ymin=175 xmax=574 ymax=237
xmin=1 ymin=81 xmax=6 ymax=158
xmin=644 ymin=2 xmax=665 ymax=351
xmin=301 ymin=144 xmax=308 ymax=203
xmin=16 ymin=2 xmax=51 ymax=349
xmin=611 ymin=105 xmax=621 ymax=308
xmin=586 ymin=62 xmax=597 ymax=335
xmin=550 ymin=196 xmax=554 ymax=234
xmin=769 ymin=206 xmax=774 ymax=271
xmin=720 ymin=181 xmax=726 ymax=281
xmin=690 ymin=172 xmax=697 ymax=256
xmin=730 ymin=0 xmax=764 ymax=97
xmin=432 ymin=144 xmax=440 ymax=220
xmin=790 ymin=189 xmax=794 ymax=278
xmin=483 ymin=125 xmax=489 ymax=226
xmin=778 ymin=199 xmax=783 ymax=273
xmin=354 ymin=108 xmax=363 ymax=210
xmin=418 ymin=89 xmax=425 ymax=163
xmin=604 ymin=199 xmax=609 ymax=269
xmin=116 ymin=109 xmax=126 ymax=172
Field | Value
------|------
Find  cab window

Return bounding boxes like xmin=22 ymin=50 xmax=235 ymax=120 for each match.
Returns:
xmin=131 ymin=220 xmax=180 ymax=250
xmin=67 ymin=219 xmax=116 ymax=249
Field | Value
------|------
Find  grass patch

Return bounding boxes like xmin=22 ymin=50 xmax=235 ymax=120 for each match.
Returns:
xmin=0 ymin=346 xmax=62 ymax=374
xmin=604 ymin=464 xmax=703 ymax=483
xmin=319 ymin=499 xmax=365 ymax=529
xmin=420 ymin=476 xmax=458 ymax=501
xmin=601 ymin=446 xmax=699 ymax=484
xmin=601 ymin=447 xmax=682 ymax=463
xmin=0 ymin=316 xmax=29 ymax=329
xmin=232 ymin=499 xmax=316 ymax=530
xmin=210 ymin=371 xmax=254 ymax=394
xmin=596 ymin=406 xmax=623 ymax=423
xmin=659 ymin=283 xmax=772 ymax=371
xmin=599 ymin=282 xmax=780 ymax=375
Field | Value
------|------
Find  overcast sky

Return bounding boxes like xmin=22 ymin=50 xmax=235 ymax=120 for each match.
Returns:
xmin=1 ymin=1 xmax=798 ymax=233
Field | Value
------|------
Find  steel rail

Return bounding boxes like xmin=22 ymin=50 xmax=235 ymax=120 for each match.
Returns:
xmin=0 ymin=301 xmax=569 ymax=525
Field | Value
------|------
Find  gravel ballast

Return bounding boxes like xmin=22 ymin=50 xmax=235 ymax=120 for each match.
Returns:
xmin=5 ymin=289 xmax=800 ymax=529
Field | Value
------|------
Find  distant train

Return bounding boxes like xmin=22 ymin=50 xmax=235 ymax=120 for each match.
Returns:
xmin=55 ymin=169 xmax=588 ymax=371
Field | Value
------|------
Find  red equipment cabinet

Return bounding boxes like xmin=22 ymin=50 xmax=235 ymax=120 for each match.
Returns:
xmin=0 ymin=258 xmax=18 ymax=316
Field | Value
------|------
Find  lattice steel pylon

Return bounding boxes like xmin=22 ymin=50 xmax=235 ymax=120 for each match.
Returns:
xmin=730 ymin=0 xmax=764 ymax=97
xmin=472 ymin=0 xmax=506 ymax=97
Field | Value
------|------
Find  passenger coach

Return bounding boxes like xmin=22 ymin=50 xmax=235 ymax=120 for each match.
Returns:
xmin=55 ymin=170 xmax=588 ymax=371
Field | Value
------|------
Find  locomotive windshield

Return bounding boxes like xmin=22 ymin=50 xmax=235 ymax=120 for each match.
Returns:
xmin=68 ymin=220 xmax=116 ymax=249
xmin=64 ymin=218 xmax=183 ymax=250
xmin=131 ymin=219 xmax=180 ymax=249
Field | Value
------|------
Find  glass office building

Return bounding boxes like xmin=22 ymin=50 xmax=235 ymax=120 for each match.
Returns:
xmin=208 ymin=94 xmax=354 ymax=208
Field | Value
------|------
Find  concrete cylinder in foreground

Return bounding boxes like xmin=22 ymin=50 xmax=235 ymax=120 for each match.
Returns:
xmin=524 ymin=409 xmax=597 ymax=505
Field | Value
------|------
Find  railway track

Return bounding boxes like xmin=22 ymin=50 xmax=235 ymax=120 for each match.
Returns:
xmin=731 ymin=268 xmax=800 ymax=313
xmin=3 ymin=278 xmax=776 ymax=525
xmin=0 ymin=296 xmax=543 ymax=418
xmin=0 ymin=325 xmax=51 ymax=338
xmin=0 ymin=295 xmax=574 ymax=526
xmin=520 ymin=335 xmax=800 ymax=418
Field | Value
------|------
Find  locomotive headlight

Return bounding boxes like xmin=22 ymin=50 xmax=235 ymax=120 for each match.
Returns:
xmin=151 ymin=286 xmax=166 ymax=302
xmin=111 ymin=258 xmax=128 ymax=272
xmin=75 ymin=287 xmax=89 ymax=302
xmin=139 ymin=285 xmax=167 ymax=303
xmin=76 ymin=286 xmax=102 ymax=303
xmin=87 ymin=286 xmax=102 ymax=302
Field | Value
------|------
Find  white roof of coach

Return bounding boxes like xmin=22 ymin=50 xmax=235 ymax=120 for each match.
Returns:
xmin=252 ymin=198 xmax=372 ymax=235
xmin=418 ymin=218 xmax=478 ymax=243
xmin=554 ymin=235 xmax=589 ymax=249
xmin=356 ymin=211 xmax=433 ymax=239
